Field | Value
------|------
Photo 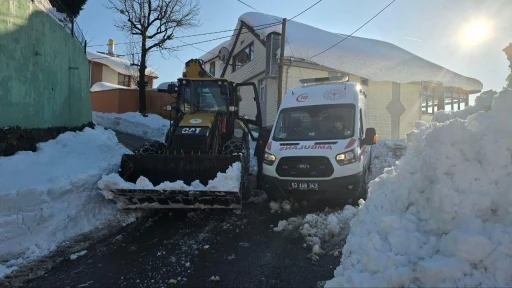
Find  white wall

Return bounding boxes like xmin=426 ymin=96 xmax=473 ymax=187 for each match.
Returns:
xmin=102 ymin=66 xmax=118 ymax=86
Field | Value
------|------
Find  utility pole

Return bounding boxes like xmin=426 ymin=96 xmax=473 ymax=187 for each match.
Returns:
xmin=277 ymin=18 xmax=287 ymax=110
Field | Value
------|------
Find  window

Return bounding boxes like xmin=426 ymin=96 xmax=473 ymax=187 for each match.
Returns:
xmin=209 ymin=62 xmax=215 ymax=76
xmin=232 ymin=42 xmax=254 ymax=72
xmin=423 ymin=89 xmax=468 ymax=114
xmin=180 ymin=80 xmax=230 ymax=114
xmin=361 ymin=77 xmax=369 ymax=86
xmin=421 ymin=92 xmax=438 ymax=115
xmin=258 ymin=78 xmax=266 ymax=103
xmin=118 ymin=74 xmax=131 ymax=87
xmin=272 ymin=104 xmax=355 ymax=141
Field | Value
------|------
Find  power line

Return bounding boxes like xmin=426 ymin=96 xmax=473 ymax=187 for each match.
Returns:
xmin=237 ymin=0 xmax=262 ymax=12
xmin=87 ymin=21 xmax=281 ymax=61
xmin=88 ymin=0 xmax=327 ymax=62
xmin=236 ymin=0 xmax=324 ymax=79
xmin=307 ymin=0 xmax=396 ymax=59
xmin=289 ymin=0 xmax=323 ymax=21
xmin=87 ymin=21 xmax=280 ymax=48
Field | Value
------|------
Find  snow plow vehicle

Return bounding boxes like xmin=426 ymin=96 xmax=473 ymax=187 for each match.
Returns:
xmin=105 ymin=59 xmax=262 ymax=209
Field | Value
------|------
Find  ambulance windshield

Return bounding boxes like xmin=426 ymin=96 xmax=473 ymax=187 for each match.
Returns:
xmin=272 ymin=104 xmax=355 ymax=141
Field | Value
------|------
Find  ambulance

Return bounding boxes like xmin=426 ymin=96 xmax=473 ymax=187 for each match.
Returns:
xmin=261 ymin=75 xmax=377 ymax=204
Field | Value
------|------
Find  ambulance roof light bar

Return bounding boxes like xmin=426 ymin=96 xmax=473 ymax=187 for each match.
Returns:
xmin=299 ymin=75 xmax=349 ymax=85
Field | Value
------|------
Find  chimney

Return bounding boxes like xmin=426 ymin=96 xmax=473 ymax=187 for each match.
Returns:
xmin=107 ymin=39 xmax=115 ymax=56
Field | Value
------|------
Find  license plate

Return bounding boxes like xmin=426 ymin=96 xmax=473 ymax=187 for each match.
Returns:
xmin=289 ymin=182 xmax=318 ymax=190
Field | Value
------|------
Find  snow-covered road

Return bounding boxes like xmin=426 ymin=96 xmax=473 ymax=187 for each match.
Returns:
xmin=21 ymin=181 xmax=343 ymax=288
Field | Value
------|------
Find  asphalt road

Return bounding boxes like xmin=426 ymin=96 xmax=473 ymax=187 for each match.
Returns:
xmin=8 ymin=131 xmax=343 ymax=288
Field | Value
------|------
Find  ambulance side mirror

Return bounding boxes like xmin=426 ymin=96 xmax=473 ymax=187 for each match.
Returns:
xmin=363 ymin=128 xmax=377 ymax=145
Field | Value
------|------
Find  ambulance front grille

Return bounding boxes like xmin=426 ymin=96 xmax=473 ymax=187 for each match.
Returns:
xmin=276 ymin=156 xmax=334 ymax=178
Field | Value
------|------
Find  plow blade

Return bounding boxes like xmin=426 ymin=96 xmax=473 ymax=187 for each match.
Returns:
xmin=110 ymin=154 xmax=244 ymax=209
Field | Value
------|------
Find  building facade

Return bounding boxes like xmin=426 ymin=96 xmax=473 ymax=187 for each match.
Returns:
xmin=200 ymin=12 xmax=483 ymax=139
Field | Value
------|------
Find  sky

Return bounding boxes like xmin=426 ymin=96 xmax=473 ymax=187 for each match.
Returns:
xmin=78 ymin=0 xmax=512 ymax=95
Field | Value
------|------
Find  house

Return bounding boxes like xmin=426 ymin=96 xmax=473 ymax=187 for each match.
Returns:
xmin=87 ymin=40 xmax=173 ymax=117
xmin=199 ymin=12 xmax=483 ymax=139
xmin=87 ymin=39 xmax=159 ymax=90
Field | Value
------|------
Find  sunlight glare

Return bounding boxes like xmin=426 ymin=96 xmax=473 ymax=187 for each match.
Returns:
xmin=463 ymin=21 xmax=491 ymax=45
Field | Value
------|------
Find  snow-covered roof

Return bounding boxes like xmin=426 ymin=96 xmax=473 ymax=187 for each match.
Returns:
xmin=207 ymin=12 xmax=482 ymax=92
xmin=87 ymin=51 xmax=159 ymax=78
xmin=90 ymin=81 xmax=134 ymax=92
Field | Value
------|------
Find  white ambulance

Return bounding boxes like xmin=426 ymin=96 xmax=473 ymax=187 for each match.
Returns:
xmin=261 ymin=75 xmax=377 ymax=204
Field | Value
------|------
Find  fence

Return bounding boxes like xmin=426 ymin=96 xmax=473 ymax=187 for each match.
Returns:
xmin=70 ymin=19 xmax=87 ymax=53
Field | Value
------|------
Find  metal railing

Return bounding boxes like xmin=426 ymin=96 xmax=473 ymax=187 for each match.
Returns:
xmin=70 ymin=19 xmax=87 ymax=53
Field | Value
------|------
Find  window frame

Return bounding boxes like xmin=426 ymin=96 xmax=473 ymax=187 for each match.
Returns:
xmin=118 ymin=73 xmax=131 ymax=87
xmin=232 ymin=41 xmax=255 ymax=73
xmin=258 ymin=78 xmax=266 ymax=103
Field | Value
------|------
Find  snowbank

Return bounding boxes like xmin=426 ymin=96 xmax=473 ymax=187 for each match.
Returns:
xmin=233 ymin=12 xmax=482 ymax=92
xmin=326 ymin=88 xmax=512 ymax=287
xmin=90 ymin=82 xmax=134 ymax=92
xmin=92 ymin=112 xmax=169 ymax=142
xmin=274 ymin=206 xmax=359 ymax=259
xmin=86 ymin=51 xmax=159 ymax=78
xmin=0 ymin=127 xmax=139 ymax=278
xmin=368 ymin=140 xmax=406 ymax=182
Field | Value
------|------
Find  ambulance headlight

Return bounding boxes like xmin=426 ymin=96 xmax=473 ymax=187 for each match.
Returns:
xmin=336 ymin=149 xmax=357 ymax=166
xmin=264 ymin=152 xmax=276 ymax=165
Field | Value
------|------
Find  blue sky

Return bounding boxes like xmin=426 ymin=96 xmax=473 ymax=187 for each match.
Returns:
xmin=78 ymin=0 xmax=511 ymax=95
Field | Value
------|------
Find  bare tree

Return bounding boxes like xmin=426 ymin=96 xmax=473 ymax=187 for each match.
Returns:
xmin=124 ymin=36 xmax=143 ymax=88
xmin=107 ymin=0 xmax=201 ymax=115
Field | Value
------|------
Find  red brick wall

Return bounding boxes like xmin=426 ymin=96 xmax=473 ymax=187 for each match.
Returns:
xmin=90 ymin=89 xmax=175 ymax=118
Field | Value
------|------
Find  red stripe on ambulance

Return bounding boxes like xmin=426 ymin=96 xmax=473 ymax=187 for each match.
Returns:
xmin=344 ymin=138 xmax=356 ymax=149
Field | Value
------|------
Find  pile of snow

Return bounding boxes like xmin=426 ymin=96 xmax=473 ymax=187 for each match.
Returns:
xmin=86 ymin=51 xmax=158 ymax=78
xmin=233 ymin=12 xmax=482 ymax=91
xmin=90 ymin=82 xmax=134 ymax=92
xmin=274 ymin=206 xmax=359 ymax=259
xmin=0 ymin=127 xmax=139 ymax=278
xmin=325 ymin=89 xmax=512 ymax=287
xmin=368 ymin=139 xmax=407 ymax=182
xmin=92 ymin=112 xmax=169 ymax=142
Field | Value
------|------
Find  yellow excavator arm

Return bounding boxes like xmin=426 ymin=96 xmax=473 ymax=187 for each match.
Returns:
xmin=182 ymin=59 xmax=214 ymax=78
